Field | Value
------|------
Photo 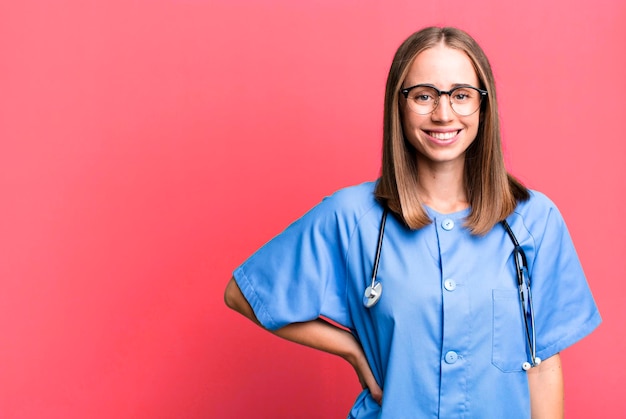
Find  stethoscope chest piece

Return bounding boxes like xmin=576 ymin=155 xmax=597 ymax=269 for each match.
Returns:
xmin=363 ymin=282 xmax=382 ymax=308
xmin=522 ymin=357 xmax=541 ymax=371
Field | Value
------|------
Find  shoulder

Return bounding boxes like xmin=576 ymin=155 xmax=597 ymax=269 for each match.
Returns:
xmin=315 ymin=181 xmax=380 ymax=220
xmin=514 ymin=190 xmax=559 ymax=216
xmin=278 ymin=180 xmax=381 ymax=244
xmin=508 ymin=189 xmax=569 ymax=244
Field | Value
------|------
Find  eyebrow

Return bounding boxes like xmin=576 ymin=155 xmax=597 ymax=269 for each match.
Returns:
xmin=403 ymin=82 xmax=479 ymax=90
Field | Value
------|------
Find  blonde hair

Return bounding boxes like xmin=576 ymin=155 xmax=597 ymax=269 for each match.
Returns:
xmin=374 ymin=26 xmax=529 ymax=235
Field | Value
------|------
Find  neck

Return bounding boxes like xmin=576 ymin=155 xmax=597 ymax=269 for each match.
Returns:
xmin=416 ymin=159 xmax=468 ymax=214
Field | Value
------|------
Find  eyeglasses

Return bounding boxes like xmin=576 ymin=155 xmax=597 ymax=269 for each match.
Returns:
xmin=400 ymin=84 xmax=488 ymax=116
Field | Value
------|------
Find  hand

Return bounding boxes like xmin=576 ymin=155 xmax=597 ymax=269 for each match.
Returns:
xmin=345 ymin=344 xmax=383 ymax=405
xmin=224 ymin=285 xmax=384 ymax=405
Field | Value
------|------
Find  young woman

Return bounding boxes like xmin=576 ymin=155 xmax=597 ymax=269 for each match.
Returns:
xmin=224 ymin=27 xmax=601 ymax=418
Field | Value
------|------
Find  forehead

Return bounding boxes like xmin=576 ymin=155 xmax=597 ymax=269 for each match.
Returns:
xmin=404 ymin=44 xmax=479 ymax=88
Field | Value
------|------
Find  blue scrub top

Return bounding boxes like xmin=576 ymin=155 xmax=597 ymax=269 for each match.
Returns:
xmin=234 ymin=181 xmax=601 ymax=418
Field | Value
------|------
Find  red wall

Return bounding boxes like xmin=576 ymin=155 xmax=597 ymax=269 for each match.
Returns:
xmin=1 ymin=1 xmax=624 ymax=417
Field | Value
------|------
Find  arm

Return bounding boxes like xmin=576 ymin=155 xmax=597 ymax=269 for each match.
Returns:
xmin=527 ymin=353 xmax=564 ymax=419
xmin=224 ymin=277 xmax=382 ymax=404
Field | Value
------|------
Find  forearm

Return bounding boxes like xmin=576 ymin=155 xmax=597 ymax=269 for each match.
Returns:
xmin=528 ymin=353 xmax=564 ymax=419
xmin=274 ymin=317 xmax=364 ymax=362
xmin=224 ymin=276 xmax=382 ymax=403
xmin=224 ymin=277 xmax=362 ymax=361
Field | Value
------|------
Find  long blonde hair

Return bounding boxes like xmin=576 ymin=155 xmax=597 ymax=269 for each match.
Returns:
xmin=374 ymin=27 xmax=529 ymax=235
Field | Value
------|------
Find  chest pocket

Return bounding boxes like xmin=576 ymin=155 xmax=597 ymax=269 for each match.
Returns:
xmin=491 ymin=289 xmax=527 ymax=372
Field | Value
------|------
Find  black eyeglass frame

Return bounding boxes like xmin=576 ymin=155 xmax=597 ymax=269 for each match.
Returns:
xmin=400 ymin=84 xmax=488 ymax=116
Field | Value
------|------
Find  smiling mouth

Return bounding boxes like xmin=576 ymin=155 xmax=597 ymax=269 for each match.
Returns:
xmin=428 ymin=130 xmax=460 ymax=140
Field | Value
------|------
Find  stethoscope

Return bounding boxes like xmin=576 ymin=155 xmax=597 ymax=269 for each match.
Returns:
xmin=363 ymin=209 xmax=542 ymax=371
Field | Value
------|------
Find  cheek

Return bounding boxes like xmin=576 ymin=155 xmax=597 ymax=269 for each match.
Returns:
xmin=466 ymin=114 xmax=481 ymax=140
xmin=399 ymin=109 xmax=412 ymax=138
xmin=400 ymin=114 xmax=421 ymax=145
xmin=400 ymin=109 xmax=425 ymax=135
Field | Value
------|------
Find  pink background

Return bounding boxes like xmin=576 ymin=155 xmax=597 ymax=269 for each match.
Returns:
xmin=1 ymin=0 xmax=624 ymax=417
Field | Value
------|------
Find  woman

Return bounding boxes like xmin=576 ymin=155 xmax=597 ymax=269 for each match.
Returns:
xmin=224 ymin=27 xmax=601 ymax=418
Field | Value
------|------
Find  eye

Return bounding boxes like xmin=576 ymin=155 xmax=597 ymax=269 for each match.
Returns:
xmin=452 ymin=88 xmax=474 ymax=102
xmin=410 ymin=87 xmax=437 ymax=103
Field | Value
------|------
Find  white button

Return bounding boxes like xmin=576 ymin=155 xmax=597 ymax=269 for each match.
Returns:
xmin=442 ymin=219 xmax=455 ymax=230
xmin=444 ymin=351 xmax=458 ymax=364
xmin=444 ymin=279 xmax=457 ymax=291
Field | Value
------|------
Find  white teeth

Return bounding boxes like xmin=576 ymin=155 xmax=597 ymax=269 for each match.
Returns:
xmin=429 ymin=131 xmax=458 ymax=140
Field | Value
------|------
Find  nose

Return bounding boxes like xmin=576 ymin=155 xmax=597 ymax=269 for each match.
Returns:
xmin=431 ymin=94 xmax=454 ymax=122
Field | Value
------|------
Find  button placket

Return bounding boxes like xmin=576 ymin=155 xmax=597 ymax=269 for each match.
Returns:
xmin=435 ymin=212 xmax=470 ymax=416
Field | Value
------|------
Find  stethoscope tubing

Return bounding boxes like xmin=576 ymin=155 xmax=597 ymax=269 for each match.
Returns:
xmin=369 ymin=208 xmax=388 ymax=289
xmin=362 ymin=209 xmax=388 ymax=308
xmin=502 ymin=220 xmax=541 ymax=370
xmin=365 ymin=209 xmax=541 ymax=370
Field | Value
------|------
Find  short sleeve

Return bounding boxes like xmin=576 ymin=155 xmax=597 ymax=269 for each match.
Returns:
xmin=521 ymin=195 xmax=601 ymax=360
xmin=233 ymin=190 xmax=368 ymax=331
